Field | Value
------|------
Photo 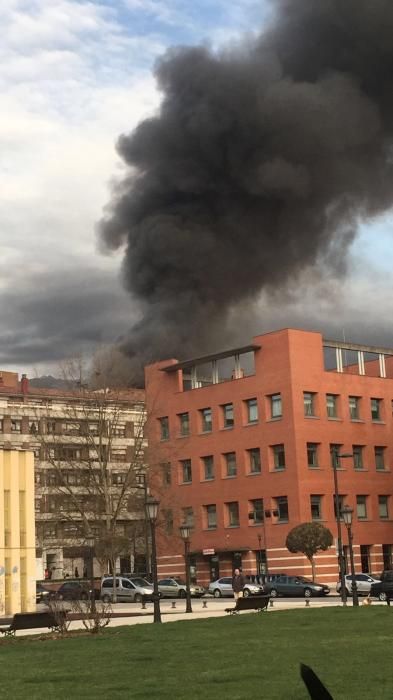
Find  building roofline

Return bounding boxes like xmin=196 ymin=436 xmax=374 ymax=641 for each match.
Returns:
xmin=161 ymin=344 xmax=261 ymax=373
xmin=323 ymin=339 xmax=393 ymax=356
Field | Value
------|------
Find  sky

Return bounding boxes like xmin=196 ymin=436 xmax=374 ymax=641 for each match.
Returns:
xmin=1 ymin=0 xmax=393 ymax=376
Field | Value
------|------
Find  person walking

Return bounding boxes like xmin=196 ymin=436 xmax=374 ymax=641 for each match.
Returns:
xmin=232 ymin=568 xmax=246 ymax=601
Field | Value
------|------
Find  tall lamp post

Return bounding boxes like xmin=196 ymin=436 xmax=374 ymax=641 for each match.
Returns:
xmin=136 ymin=471 xmax=150 ymax=578
xmin=342 ymin=506 xmax=359 ymax=607
xmin=179 ymin=523 xmax=193 ymax=613
xmin=86 ymin=536 xmax=96 ymax=615
xmin=333 ymin=451 xmax=353 ymax=605
xmin=145 ymin=496 xmax=161 ymax=623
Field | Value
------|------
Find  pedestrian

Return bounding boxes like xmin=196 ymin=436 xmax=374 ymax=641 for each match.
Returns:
xmin=75 ymin=566 xmax=79 ymax=578
xmin=232 ymin=567 xmax=246 ymax=601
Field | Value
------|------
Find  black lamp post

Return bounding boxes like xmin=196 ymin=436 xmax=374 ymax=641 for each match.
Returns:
xmin=342 ymin=505 xmax=359 ymax=607
xmin=145 ymin=496 xmax=161 ymax=623
xmin=86 ymin=536 xmax=96 ymax=615
xmin=333 ymin=451 xmax=353 ymax=605
xmin=179 ymin=523 xmax=193 ymax=613
xmin=136 ymin=471 xmax=150 ymax=578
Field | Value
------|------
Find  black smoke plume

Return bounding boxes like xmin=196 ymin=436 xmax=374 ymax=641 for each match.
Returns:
xmin=99 ymin=0 xmax=393 ymax=370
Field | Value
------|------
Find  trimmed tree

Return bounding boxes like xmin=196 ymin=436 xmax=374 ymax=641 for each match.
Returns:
xmin=286 ymin=522 xmax=333 ymax=580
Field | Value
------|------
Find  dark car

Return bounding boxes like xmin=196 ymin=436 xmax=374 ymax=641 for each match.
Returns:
xmin=50 ymin=580 xmax=98 ymax=601
xmin=370 ymin=570 xmax=393 ymax=601
xmin=264 ymin=574 xmax=330 ymax=598
xmin=36 ymin=583 xmax=50 ymax=604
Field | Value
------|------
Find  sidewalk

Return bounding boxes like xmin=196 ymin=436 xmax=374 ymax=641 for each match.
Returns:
xmin=1 ymin=595 xmax=382 ymax=637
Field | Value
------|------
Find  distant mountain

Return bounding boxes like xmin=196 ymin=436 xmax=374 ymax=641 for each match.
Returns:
xmin=29 ymin=376 xmax=74 ymax=389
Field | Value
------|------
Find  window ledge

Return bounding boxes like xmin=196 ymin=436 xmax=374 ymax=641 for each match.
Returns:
xmin=266 ymin=417 xmax=282 ymax=423
xmin=177 ymin=434 xmax=190 ymax=439
xmin=274 ymin=520 xmax=288 ymax=525
xmin=244 ymin=421 xmax=259 ymax=427
xmin=354 ymin=468 xmax=369 ymax=472
xmin=220 ymin=426 xmax=234 ymax=431
xmin=199 ymin=430 xmax=213 ymax=436
xmin=272 ymin=468 xmax=286 ymax=473
xmin=304 ymin=415 xmax=319 ymax=420
xmin=376 ymin=469 xmax=391 ymax=473
xmin=308 ymin=466 xmax=322 ymax=470
xmin=180 ymin=481 xmax=192 ymax=486
xmin=247 ymin=471 xmax=262 ymax=476
xmin=248 ymin=522 xmax=264 ymax=527
xmin=223 ymin=474 xmax=237 ymax=480
xmin=202 ymin=478 xmax=215 ymax=483
xmin=225 ymin=525 xmax=240 ymax=529
xmin=350 ymin=419 xmax=365 ymax=423
xmin=372 ymin=420 xmax=386 ymax=425
xmin=327 ymin=417 xmax=342 ymax=421
xmin=203 ymin=527 xmax=217 ymax=531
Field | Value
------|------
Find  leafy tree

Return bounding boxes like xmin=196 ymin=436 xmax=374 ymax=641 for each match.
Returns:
xmin=286 ymin=522 xmax=333 ymax=580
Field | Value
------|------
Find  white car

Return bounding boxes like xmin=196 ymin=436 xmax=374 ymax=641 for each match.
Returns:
xmin=336 ymin=573 xmax=380 ymax=596
xmin=208 ymin=577 xmax=265 ymax=598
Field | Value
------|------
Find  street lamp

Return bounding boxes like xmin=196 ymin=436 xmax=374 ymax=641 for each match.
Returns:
xmin=342 ymin=506 xmax=359 ymax=607
xmin=136 ymin=471 xmax=150 ymax=578
xmin=145 ymin=496 xmax=161 ymax=623
xmin=332 ymin=451 xmax=353 ymax=605
xmin=85 ymin=536 xmax=96 ymax=615
xmin=179 ymin=523 xmax=193 ymax=613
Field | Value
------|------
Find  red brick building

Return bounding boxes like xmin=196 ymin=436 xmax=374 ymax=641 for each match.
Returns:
xmin=145 ymin=329 xmax=393 ymax=586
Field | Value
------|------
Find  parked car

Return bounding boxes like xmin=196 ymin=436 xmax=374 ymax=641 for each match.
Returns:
xmin=264 ymin=574 xmax=330 ymax=598
xmin=101 ymin=576 xmax=154 ymax=603
xmin=157 ymin=578 xmax=205 ymax=598
xmin=49 ymin=580 xmax=98 ymax=601
xmin=336 ymin=574 xmax=380 ymax=596
xmin=370 ymin=570 xmax=393 ymax=601
xmin=36 ymin=583 xmax=50 ymax=604
xmin=208 ymin=576 xmax=267 ymax=598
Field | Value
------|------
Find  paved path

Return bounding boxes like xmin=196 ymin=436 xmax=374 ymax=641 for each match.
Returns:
xmin=1 ymin=596 xmax=383 ymax=637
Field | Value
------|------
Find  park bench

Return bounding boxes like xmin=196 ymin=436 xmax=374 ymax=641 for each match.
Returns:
xmin=0 ymin=611 xmax=67 ymax=637
xmin=225 ymin=595 xmax=270 ymax=615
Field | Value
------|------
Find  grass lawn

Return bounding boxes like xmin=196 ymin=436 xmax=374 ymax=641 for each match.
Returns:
xmin=1 ymin=607 xmax=392 ymax=699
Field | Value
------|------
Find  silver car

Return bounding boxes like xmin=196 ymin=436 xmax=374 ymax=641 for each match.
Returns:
xmin=157 ymin=577 xmax=205 ymax=598
xmin=208 ymin=577 xmax=265 ymax=598
xmin=101 ymin=576 xmax=154 ymax=603
xmin=336 ymin=573 xmax=380 ymax=596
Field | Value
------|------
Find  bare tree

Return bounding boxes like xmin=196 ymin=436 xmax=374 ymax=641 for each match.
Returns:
xmin=34 ymin=359 xmax=147 ymax=600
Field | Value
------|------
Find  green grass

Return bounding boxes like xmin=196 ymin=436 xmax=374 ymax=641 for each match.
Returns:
xmin=1 ymin=607 xmax=392 ymax=699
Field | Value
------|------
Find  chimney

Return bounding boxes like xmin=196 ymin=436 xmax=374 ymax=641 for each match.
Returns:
xmin=21 ymin=374 xmax=29 ymax=394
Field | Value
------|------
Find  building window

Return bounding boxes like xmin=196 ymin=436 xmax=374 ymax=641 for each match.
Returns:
xmin=375 ymin=446 xmax=386 ymax=471
xmin=112 ymin=472 xmax=126 ymax=485
xmin=360 ymin=545 xmax=371 ymax=573
xmin=326 ymin=394 xmax=338 ymax=418
xmin=272 ymin=444 xmax=286 ymax=470
xmin=160 ymin=463 xmax=171 ymax=486
xmin=248 ymin=448 xmax=261 ymax=474
xmin=202 ymin=455 xmax=214 ymax=481
xmin=226 ymin=502 xmax=240 ymax=527
xmin=353 ymin=446 xmax=364 ymax=470
xmin=356 ymin=495 xmax=368 ymax=520
xmin=304 ymin=392 xmax=316 ymax=417
xmin=246 ymin=398 xmax=258 ymax=423
xmin=11 ymin=420 xmax=21 ymax=433
xmin=224 ymin=452 xmax=237 ymax=477
xmin=275 ymin=496 xmax=289 ymax=522
xmin=379 ymin=496 xmax=389 ymax=520
xmin=159 ymin=417 xmax=169 ymax=441
xmin=182 ymin=506 xmax=194 ymax=527
xmin=205 ymin=504 xmax=217 ymax=530
xmin=222 ymin=403 xmax=234 ymax=429
xmin=200 ymin=408 xmax=212 ymax=433
xmin=163 ymin=509 xmax=174 ymax=535
xmin=307 ymin=443 xmax=319 ymax=468
xmin=349 ymin=396 xmax=360 ymax=420
xmin=330 ymin=444 xmax=342 ymax=469
xmin=181 ymin=459 xmax=192 ymax=484
xmin=310 ymin=495 xmax=322 ymax=521
xmin=371 ymin=398 xmax=382 ymax=421
xmin=382 ymin=544 xmax=392 ymax=569
xmin=250 ymin=498 xmax=264 ymax=524
xmin=270 ymin=394 xmax=282 ymax=418
xmin=333 ymin=495 xmax=345 ymax=520
xmin=178 ymin=413 xmax=190 ymax=437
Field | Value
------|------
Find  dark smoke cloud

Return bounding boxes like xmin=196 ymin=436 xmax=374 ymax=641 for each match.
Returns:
xmin=99 ymin=0 xmax=393 ymax=367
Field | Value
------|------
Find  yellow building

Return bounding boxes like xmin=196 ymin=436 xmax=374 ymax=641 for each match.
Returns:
xmin=0 ymin=449 xmax=36 ymax=615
